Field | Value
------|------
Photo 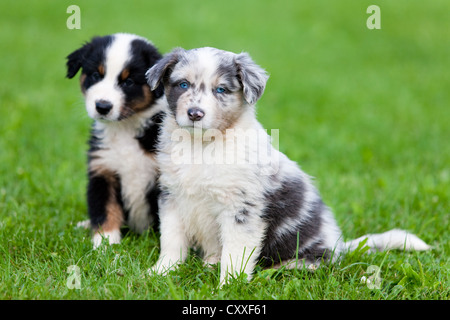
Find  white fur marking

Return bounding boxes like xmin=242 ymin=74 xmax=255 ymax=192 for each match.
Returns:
xmin=93 ymin=230 xmax=121 ymax=249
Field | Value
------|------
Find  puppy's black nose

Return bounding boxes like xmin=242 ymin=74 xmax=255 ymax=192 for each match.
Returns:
xmin=95 ymin=100 xmax=113 ymax=115
xmin=187 ymin=107 xmax=205 ymax=121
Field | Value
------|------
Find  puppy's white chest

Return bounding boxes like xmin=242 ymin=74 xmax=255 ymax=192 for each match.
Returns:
xmin=93 ymin=122 xmax=158 ymax=231
xmin=98 ymin=125 xmax=153 ymax=176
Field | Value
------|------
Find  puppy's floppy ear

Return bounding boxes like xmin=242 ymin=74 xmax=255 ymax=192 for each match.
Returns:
xmin=66 ymin=43 xmax=92 ymax=79
xmin=235 ymin=52 xmax=269 ymax=105
xmin=66 ymin=48 xmax=83 ymax=79
xmin=66 ymin=42 xmax=91 ymax=79
xmin=146 ymin=48 xmax=184 ymax=90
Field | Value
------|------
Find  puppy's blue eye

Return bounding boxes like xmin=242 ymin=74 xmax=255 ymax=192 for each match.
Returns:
xmin=216 ymin=87 xmax=226 ymax=94
xmin=179 ymin=82 xmax=189 ymax=89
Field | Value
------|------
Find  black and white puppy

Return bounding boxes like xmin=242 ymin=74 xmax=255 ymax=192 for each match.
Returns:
xmin=146 ymin=47 xmax=430 ymax=284
xmin=66 ymin=33 xmax=165 ymax=248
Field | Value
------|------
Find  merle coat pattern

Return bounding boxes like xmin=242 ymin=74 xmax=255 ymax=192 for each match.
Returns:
xmin=146 ymin=47 xmax=430 ymax=285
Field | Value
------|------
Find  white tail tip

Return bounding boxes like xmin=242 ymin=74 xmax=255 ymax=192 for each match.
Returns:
xmin=344 ymin=229 xmax=431 ymax=252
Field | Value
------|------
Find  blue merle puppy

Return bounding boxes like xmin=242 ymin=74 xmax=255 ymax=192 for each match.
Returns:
xmin=145 ymin=47 xmax=430 ymax=284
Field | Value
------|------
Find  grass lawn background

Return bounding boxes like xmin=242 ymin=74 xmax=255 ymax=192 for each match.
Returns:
xmin=0 ymin=0 xmax=448 ymax=299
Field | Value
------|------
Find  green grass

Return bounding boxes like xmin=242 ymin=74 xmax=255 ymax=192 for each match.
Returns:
xmin=0 ymin=0 xmax=449 ymax=300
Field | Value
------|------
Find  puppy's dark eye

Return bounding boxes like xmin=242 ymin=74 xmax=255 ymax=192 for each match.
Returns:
xmin=122 ymin=78 xmax=134 ymax=87
xmin=91 ymin=72 xmax=102 ymax=81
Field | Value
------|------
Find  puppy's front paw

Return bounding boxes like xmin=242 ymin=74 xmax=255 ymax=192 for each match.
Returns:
xmin=76 ymin=219 xmax=91 ymax=229
xmin=148 ymin=258 xmax=180 ymax=276
xmin=92 ymin=230 xmax=121 ymax=249
xmin=203 ymin=255 xmax=220 ymax=267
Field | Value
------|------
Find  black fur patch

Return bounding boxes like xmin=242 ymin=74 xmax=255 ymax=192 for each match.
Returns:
xmin=122 ymin=39 xmax=164 ymax=103
xmin=258 ymin=177 xmax=325 ymax=266
xmin=136 ymin=111 xmax=165 ymax=153
xmin=145 ymin=183 xmax=161 ymax=230
xmin=87 ymin=126 xmax=102 ymax=157
xmin=87 ymin=172 xmax=124 ymax=228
